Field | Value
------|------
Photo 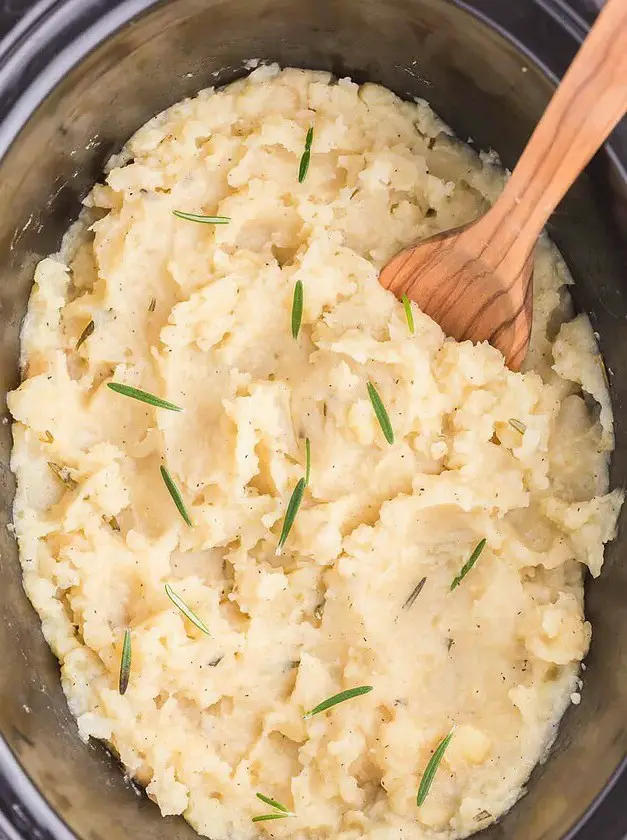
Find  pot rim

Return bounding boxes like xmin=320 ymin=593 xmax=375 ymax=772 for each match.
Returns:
xmin=0 ymin=1 xmax=624 ymax=839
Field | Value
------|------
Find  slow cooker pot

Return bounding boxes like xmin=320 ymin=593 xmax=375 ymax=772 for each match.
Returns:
xmin=0 ymin=1 xmax=625 ymax=838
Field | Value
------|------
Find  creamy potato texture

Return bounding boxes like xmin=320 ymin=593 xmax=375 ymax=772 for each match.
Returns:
xmin=9 ymin=66 xmax=623 ymax=840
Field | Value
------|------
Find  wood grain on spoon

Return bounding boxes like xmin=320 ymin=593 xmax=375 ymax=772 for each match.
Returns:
xmin=380 ymin=0 xmax=627 ymax=370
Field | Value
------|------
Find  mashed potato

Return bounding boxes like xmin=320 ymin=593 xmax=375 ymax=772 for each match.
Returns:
xmin=8 ymin=66 xmax=623 ymax=840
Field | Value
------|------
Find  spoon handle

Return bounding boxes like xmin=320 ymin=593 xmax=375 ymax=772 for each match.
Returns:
xmin=479 ymin=0 xmax=627 ymax=262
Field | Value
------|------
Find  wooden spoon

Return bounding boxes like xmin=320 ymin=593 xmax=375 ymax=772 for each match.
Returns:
xmin=379 ymin=0 xmax=627 ymax=370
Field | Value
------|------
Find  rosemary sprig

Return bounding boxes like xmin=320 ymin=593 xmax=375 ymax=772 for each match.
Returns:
xmin=119 ymin=629 xmax=132 ymax=695
xmin=417 ymin=730 xmax=454 ymax=807
xmin=252 ymin=814 xmax=294 ymax=823
xmin=303 ymin=685 xmax=373 ymax=719
xmin=292 ymin=280 xmax=304 ymax=339
xmin=298 ymin=126 xmax=314 ymax=183
xmin=450 ymin=539 xmax=486 ymax=591
xmin=401 ymin=294 xmax=415 ymax=335
xmin=48 ymin=462 xmax=78 ymax=490
xmin=256 ymin=794 xmax=290 ymax=813
xmin=509 ymin=418 xmax=526 ymax=434
xmin=402 ymin=577 xmax=426 ymax=610
xmin=276 ymin=478 xmax=306 ymax=555
xmin=160 ymin=466 xmax=193 ymax=526
xmin=305 ymin=438 xmax=311 ymax=486
xmin=76 ymin=320 xmax=95 ymax=350
xmin=172 ymin=210 xmax=230 ymax=224
xmin=107 ymin=383 xmax=183 ymax=412
xmin=165 ymin=583 xmax=209 ymax=635
xmin=367 ymin=381 xmax=394 ymax=444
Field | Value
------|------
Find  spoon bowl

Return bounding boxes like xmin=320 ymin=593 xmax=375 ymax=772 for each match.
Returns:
xmin=380 ymin=220 xmax=534 ymax=370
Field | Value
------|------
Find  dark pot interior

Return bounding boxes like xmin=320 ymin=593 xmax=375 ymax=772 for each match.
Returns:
xmin=0 ymin=1 xmax=625 ymax=839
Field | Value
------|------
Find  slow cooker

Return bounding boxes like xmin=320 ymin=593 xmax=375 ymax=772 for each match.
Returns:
xmin=0 ymin=1 xmax=624 ymax=839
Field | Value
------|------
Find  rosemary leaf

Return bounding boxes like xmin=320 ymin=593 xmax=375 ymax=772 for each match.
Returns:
xmin=305 ymin=438 xmax=311 ymax=486
xmin=256 ymin=793 xmax=290 ymax=814
xmin=367 ymin=381 xmax=394 ymax=444
xmin=107 ymin=383 xmax=183 ymax=412
xmin=401 ymin=294 xmax=415 ymax=335
xmin=276 ymin=477 xmax=306 ymax=555
xmin=40 ymin=430 xmax=54 ymax=444
xmin=509 ymin=418 xmax=526 ymax=434
xmin=103 ymin=514 xmax=120 ymax=532
xmin=298 ymin=126 xmax=314 ymax=183
xmin=119 ymin=629 xmax=132 ymax=695
xmin=148 ymin=297 xmax=157 ymax=312
xmin=160 ymin=466 xmax=193 ymax=527
xmin=165 ymin=583 xmax=210 ymax=635
xmin=252 ymin=814 xmax=294 ymax=823
xmin=450 ymin=539 xmax=486 ymax=591
xmin=173 ymin=210 xmax=230 ymax=224
xmin=596 ymin=354 xmax=610 ymax=390
xmin=48 ymin=462 xmax=78 ymax=490
xmin=417 ymin=730 xmax=454 ymax=807
xmin=76 ymin=320 xmax=95 ymax=350
xmin=303 ymin=685 xmax=373 ymax=719
xmin=292 ymin=280 xmax=304 ymax=339
xmin=402 ymin=577 xmax=426 ymax=610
